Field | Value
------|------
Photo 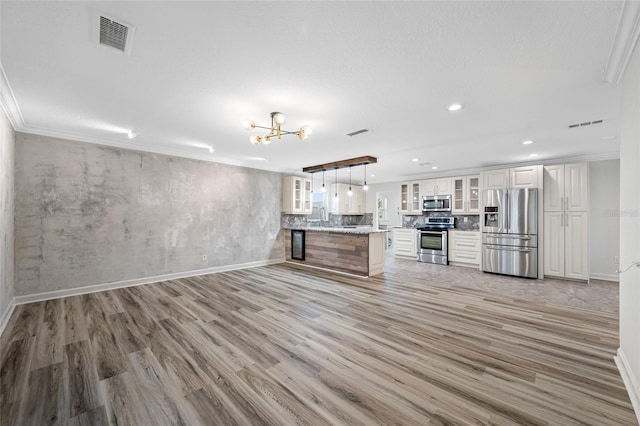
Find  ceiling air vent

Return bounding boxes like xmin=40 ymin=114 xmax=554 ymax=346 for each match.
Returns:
xmin=97 ymin=15 xmax=135 ymax=55
xmin=568 ymin=119 xmax=603 ymax=129
xmin=346 ymin=129 xmax=370 ymax=137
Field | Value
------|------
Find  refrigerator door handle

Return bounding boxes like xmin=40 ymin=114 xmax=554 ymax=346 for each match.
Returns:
xmin=505 ymin=193 xmax=509 ymax=232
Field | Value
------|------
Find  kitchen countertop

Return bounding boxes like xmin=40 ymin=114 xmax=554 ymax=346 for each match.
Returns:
xmin=284 ymin=226 xmax=385 ymax=234
xmin=392 ymin=226 xmax=480 ymax=232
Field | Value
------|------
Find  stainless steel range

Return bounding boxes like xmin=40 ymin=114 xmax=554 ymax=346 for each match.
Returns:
xmin=417 ymin=217 xmax=454 ymax=264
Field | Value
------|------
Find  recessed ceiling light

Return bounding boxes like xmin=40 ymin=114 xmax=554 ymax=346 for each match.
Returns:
xmin=522 ymin=140 xmax=534 ymax=145
xmin=412 ymin=158 xmax=420 ymax=162
xmin=208 ymin=146 xmax=214 ymax=153
xmin=448 ymin=103 xmax=463 ymax=112
xmin=370 ymin=174 xmax=375 ymax=178
xmin=127 ymin=130 xmax=137 ymax=139
xmin=431 ymin=166 xmax=439 ymax=170
xmin=529 ymin=153 xmax=538 ymax=157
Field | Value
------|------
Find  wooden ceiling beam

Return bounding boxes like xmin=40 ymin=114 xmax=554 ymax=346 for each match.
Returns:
xmin=302 ymin=155 xmax=377 ymax=173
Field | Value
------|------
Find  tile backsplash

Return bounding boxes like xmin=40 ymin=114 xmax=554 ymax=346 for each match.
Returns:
xmin=282 ymin=213 xmax=373 ymax=228
xmin=402 ymin=212 xmax=480 ymax=230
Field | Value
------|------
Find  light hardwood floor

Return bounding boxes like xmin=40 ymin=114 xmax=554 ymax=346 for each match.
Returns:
xmin=1 ymin=259 xmax=637 ymax=425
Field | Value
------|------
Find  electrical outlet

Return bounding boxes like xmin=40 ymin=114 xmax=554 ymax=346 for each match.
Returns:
xmin=463 ymin=217 xmax=468 ymax=223
xmin=202 ymin=254 xmax=207 ymax=262
xmin=613 ymin=256 xmax=619 ymax=265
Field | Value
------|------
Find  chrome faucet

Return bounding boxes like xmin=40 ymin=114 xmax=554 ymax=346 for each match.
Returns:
xmin=319 ymin=206 xmax=327 ymax=221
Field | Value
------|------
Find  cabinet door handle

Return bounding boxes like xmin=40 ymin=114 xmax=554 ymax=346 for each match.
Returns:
xmin=561 ymin=213 xmax=563 ymax=227
xmin=566 ymin=197 xmax=569 ymax=210
xmin=566 ymin=213 xmax=569 ymax=227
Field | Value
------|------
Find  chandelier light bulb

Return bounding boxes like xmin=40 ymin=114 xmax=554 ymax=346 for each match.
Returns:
xmin=301 ymin=125 xmax=312 ymax=136
xmin=262 ymin=135 xmax=272 ymax=145
xmin=242 ymin=120 xmax=255 ymax=131
xmin=273 ymin=112 xmax=286 ymax=126
xmin=250 ymin=135 xmax=259 ymax=144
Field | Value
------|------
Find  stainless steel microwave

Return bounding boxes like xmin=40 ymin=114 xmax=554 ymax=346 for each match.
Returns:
xmin=422 ymin=195 xmax=452 ymax=212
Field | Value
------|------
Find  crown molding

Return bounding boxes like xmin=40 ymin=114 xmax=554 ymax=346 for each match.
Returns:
xmin=388 ymin=151 xmax=620 ymax=184
xmin=604 ymin=0 xmax=640 ymax=84
xmin=0 ymin=63 xmax=25 ymax=129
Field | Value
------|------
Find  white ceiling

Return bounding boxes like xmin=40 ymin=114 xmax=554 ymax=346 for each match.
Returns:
xmin=0 ymin=1 xmax=624 ymax=184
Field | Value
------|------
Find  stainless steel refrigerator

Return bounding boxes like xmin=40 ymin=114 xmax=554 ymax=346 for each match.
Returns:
xmin=482 ymin=188 xmax=538 ymax=278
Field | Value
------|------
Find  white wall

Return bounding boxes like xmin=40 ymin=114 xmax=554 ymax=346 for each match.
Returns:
xmin=0 ymin=106 xmax=15 ymax=331
xmin=617 ymin=33 xmax=640 ymax=421
xmin=589 ymin=159 xmax=620 ymax=281
xmin=365 ymin=181 xmax=403 ymax=228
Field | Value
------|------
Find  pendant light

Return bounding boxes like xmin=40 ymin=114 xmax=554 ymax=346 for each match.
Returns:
xmin=321 ymin=170 xmax=326 ymax=193
xmin=363 ymin=163 xmax=368 ymax=191
xmin=348 ymin=166 xmax=353 ymax=196
xmin=334 ymin=168 xmax=338 ymax=198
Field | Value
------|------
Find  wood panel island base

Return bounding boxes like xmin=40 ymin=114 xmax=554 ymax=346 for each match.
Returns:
xmin=284 ymin=228 xmax=386 ymax=277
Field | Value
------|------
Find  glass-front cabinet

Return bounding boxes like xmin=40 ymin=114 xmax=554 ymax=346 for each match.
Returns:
xmin=452 ymin=174 xmax=480 ymax=214
xmin=399 ymin=181 xmax=421 ymax=214
xmin=283 ymin=176 xmax=313 ymax=214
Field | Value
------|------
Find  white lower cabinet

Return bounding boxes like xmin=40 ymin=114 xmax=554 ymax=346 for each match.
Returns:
xmin=543 ymin=211 xmax=589 ymax=280
xmin=393 ymin=228 xmax=417 ymax=258
xmin=448 ymin=231 xmax=481 ymax=266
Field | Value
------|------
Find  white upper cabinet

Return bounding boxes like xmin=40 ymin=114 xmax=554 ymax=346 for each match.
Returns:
xmin=282 ymin=176 xmax=312 ymax=214
xmin=543 ymin=165 xmax=564 ymax=211
xmin=483 ymin=166 xmax=540 ymax=189
xmin=482 ymin=169 xmax=510 ymax=189
xmin=452 ymin=174 xmax=480 ymax=214
xmin=543 ymin=163 xmax=588 ymax=211
xmin=564 ymin=163 xmax=589 ymax=211
xmin=331 ymin=183 xmax=365 ymax=214
xmin=399 ymin=181 xmax=421 ymax=213
xmin=422 ymin=177 xmax=452 ymax=196
xmin=510 ymin=166 xmax=539 ymax=188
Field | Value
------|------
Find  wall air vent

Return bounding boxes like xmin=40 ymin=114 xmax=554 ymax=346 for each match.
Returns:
xmin=346 ymin=129 xmax=370 ymax=137
xmin=97 ymin=15 xmax=135 ymax=55
xmin=568 ymin=119 xmax=603 ymax=129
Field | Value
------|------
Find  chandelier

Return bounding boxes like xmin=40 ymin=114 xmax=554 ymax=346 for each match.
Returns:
xmin=243 ymin=112 xmax=312 ymax=145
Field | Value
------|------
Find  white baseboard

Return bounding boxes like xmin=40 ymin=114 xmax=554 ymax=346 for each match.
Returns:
xmin=13 ymin=258 xmax=285 ymax=306
xmin=590 ymin=272 xmax=619 ymax=282
xmin=0 ymin=299 xmax=16 ymax=337
xmin=615 ymin=348 xmax=640 ymax=424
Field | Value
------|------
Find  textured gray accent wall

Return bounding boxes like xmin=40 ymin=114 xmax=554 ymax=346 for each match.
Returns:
xmin=15 ymin=133 xmax=284 ymax=296
xmin=0 ymin=108 xmax=15 ymax=318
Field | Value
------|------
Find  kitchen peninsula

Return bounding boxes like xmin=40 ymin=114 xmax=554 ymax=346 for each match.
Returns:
xmin=284 ymin=227 xmax=386 ymax=277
